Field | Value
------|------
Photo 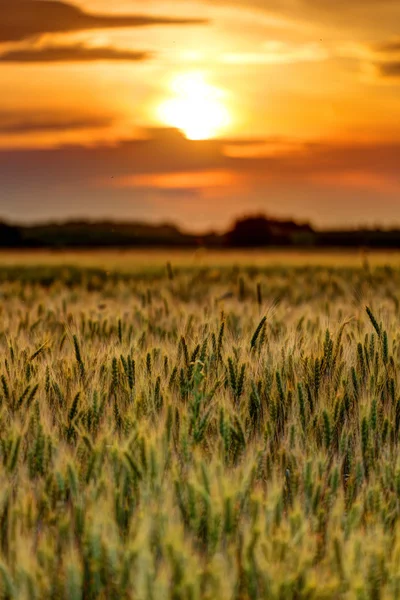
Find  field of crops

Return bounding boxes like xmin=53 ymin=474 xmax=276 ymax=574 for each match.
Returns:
xmin=2 ymin=251 xmax=400 ymax=599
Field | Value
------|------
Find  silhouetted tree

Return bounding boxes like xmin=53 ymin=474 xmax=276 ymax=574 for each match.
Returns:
xmin=0 ymin=222 xmax=21 ymax=247
xmin=227 ymin=215 xmax=273 ymax=247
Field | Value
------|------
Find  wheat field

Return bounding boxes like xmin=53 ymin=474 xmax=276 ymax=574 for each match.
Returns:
xmin=1 ymin=251 xmax=400 ymax=599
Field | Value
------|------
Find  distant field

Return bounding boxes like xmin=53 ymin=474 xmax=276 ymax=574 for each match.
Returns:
xmin=2 ymin=247 xmax=400 ymax=269
xmin=1 ymin=253 xmax=400 ymax=598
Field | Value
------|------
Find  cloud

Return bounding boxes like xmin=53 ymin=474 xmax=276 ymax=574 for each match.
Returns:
xmin=0 ymin=128 xmax=399 ymax=230
xmin=364 ymin=38 xmax=400 ymax=79
xmin=221 ymin=41 xmax=329 ymax=65
xmin=1 ymin=127 xmax=399 ymax=181
xmin=207 ymin=0 xmax=400 ymax=34
xmin=331 ymin=39 xmax=400 ymax=82
xmin=111 ymin=169 xmax=239 ymax=190
xmin=0 ymin=0 xmax=208 ymax=43
xmin=374 ymin=39 xmax=400 ymax=53
xmin=0 ymin=44 xmax=151 ymax=63
xmin=376 ymin=61 xmax=400 ymax=77
xmin=0 ymin=111 xmax=112 ymax=134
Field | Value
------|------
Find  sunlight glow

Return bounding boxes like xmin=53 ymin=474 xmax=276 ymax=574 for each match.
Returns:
xmin=157 ymin=73 xmax=230 ymax=140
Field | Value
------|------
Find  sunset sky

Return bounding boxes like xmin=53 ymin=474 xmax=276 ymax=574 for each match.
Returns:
xmin=1 ymin=0 xmax=400 ymax=230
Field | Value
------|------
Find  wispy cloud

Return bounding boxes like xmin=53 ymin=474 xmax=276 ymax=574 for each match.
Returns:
xmin=111 ymin=169 xmax=239 ymax=189
xmin=0 ymin=0 xmax=208 ymax=43
xmin=0 ymin=110 xmax=112 ymax=134
xmin=367 ymin=38 xmax=400 ymax=79
xmin=208 ymin=0 xmax=400 ymax=33
xmin=373 ymin=39 xmax=400 ymax=53
xmin=376 ymin=61 xmax=400 ymax=78
xmin=221 ymin=41 xmax=328 ymax=65
xmin=0 ymin=44 xmax=152 ymax=63
xmin=332 ymin=39 xmax=400 ymax=82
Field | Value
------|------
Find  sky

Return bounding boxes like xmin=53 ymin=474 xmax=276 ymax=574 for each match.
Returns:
xmin=1 ymin=0 xmax=400 ymax=231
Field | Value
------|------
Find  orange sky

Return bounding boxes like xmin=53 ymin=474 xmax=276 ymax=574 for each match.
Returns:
xmin=1 ymin=0 xmax=400 ymax=230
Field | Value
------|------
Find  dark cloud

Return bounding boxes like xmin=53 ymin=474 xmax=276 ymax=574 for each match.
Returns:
xmin=376 ymin=61 xmax=400 ymax=77
xmin=0 ymin=111 xmax=112 ymax=133
xmin=0 ymin=128 xmax=227 ymax=178
xmin=0 ymin=127 xmax=399 ymax=184
xmin=0 ymin=44 xmax=151 ymax=63
xmin=0 ymin=128 xmax=399 ymax=227
xmin=374 ymin=39 xmax=400 ymax=53
xmin=366 ymin=39 xmax=400 ymax=79
xmin=0 ymin=0 xmax=208 ymax=43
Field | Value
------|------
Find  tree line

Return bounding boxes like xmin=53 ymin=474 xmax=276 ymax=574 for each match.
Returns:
xmin=1 ymin=215 xmax=400 ymax=248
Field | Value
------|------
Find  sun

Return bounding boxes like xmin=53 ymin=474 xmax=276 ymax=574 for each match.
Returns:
xmin=157 ymin=73 xmax=230 ymax=140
